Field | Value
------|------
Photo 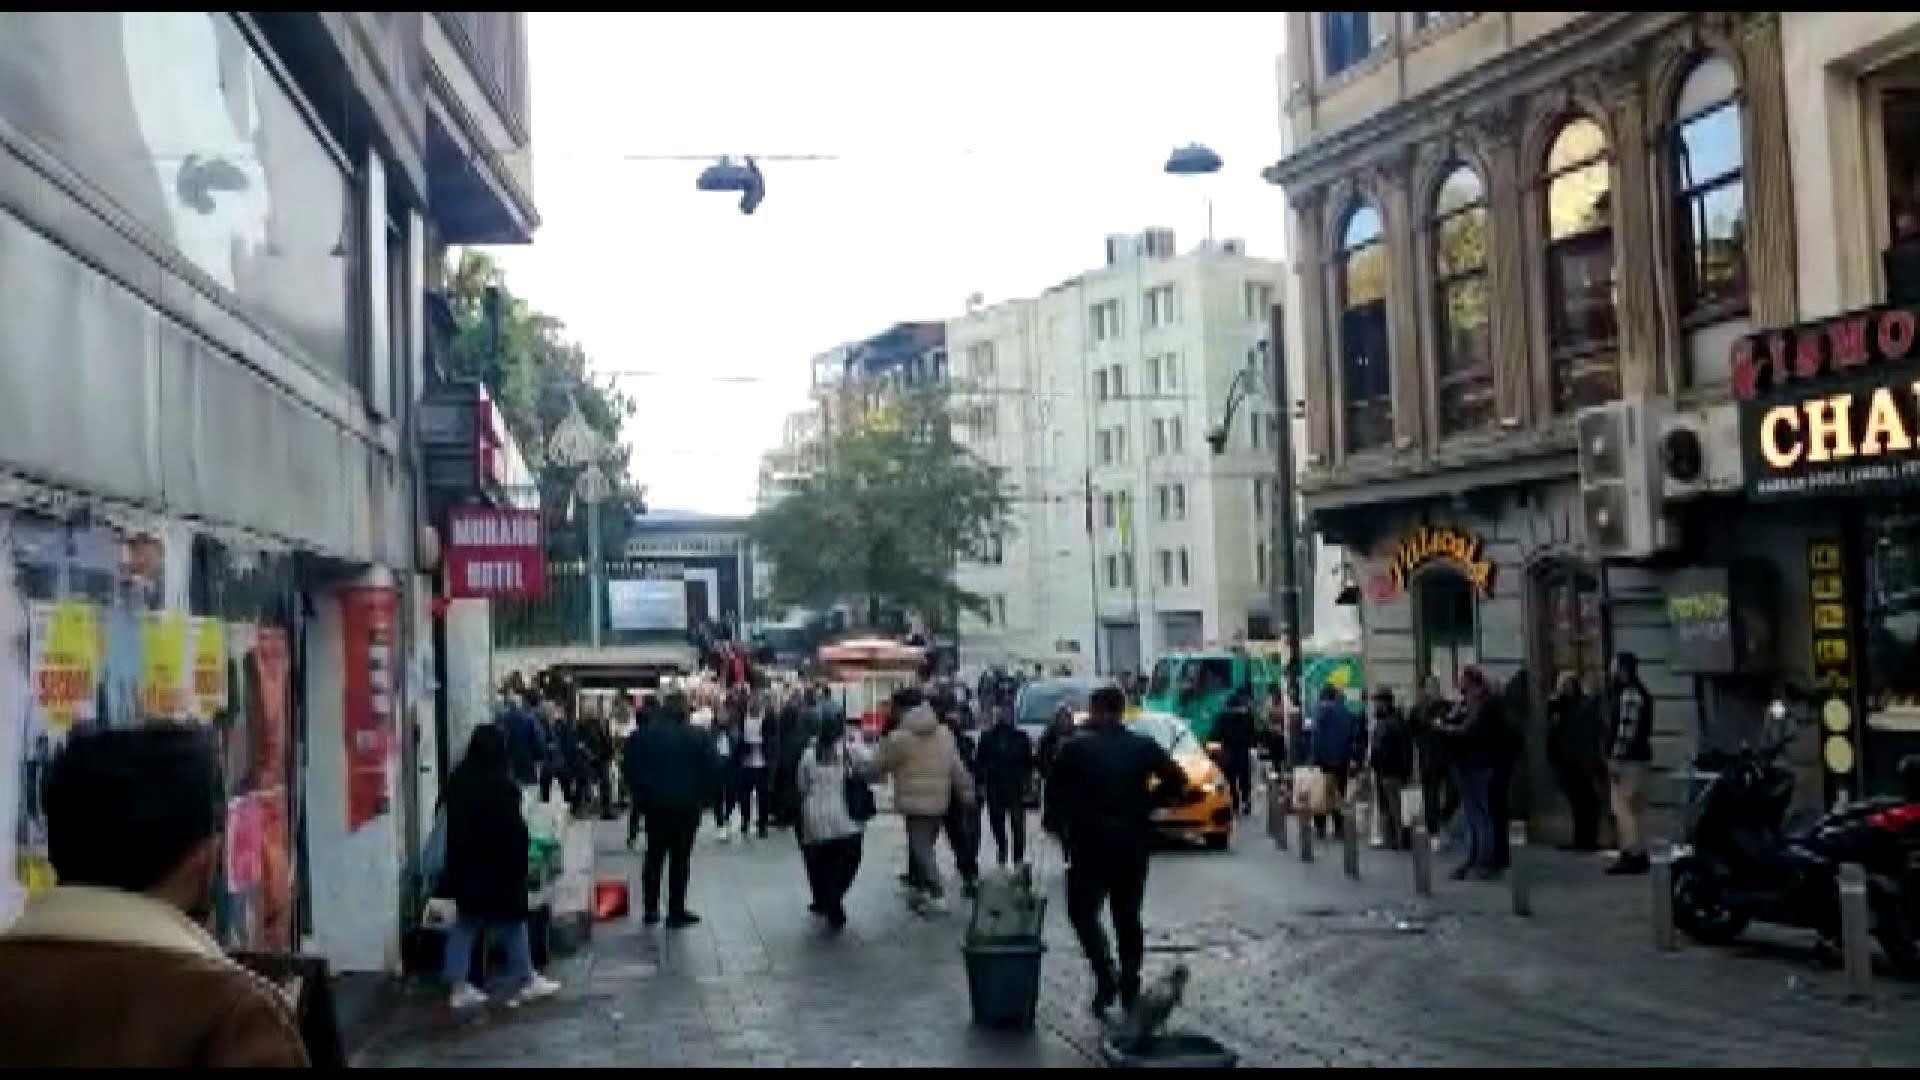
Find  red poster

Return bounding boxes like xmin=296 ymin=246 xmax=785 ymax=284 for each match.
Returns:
xmin=444 ymin=507 xmax=545 ymax=599
xmin=256 ymin=789 xmax=294 ymax=950
xmin=225 ymin=795 xmax=263 ymax=891
xmin=341 ymin=587 xmax=396 ymax=831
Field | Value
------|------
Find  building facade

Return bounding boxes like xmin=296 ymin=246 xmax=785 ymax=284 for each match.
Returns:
xmin=950 ymin=230 xmax=1338 ymax=678
xmin=1269 ymin=12 xmax=1814 ymax=835
xmin=0 ymin=12 xmax=535 ymax=973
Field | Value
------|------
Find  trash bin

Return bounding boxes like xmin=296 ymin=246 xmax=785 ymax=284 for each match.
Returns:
xmin=962 ymin=940 xmax=1046 ymax=1030
xmin=1101 ymin=1032 xmax=1238 ymax=1068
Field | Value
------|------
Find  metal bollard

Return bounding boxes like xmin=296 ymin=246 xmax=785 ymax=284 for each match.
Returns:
xmin=1410 ymin=824 xmax=1434 ymax=898
xmin=1298 ymin=808 xmax=1315 ymax=863
xmin=1649 ymin=850 xmax=1676 ymax=953
xmin=1508 ymin=821 xmax=1532 ymax=917
xmin=1266 ymin=772 xmax=1289 ymax=851
xmin=1839 ymin=863 xmax=1875 ymax=999
xmin=1342 ymin=811 xmax=1362 ymax=880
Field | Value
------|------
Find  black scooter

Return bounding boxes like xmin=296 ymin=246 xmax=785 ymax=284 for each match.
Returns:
xmin=1670 ymin=722 xmax=1920 ymax=970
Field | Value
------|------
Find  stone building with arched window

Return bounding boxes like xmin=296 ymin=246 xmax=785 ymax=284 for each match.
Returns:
xmin=1265 ymin=13 xmax=1808 ymax=840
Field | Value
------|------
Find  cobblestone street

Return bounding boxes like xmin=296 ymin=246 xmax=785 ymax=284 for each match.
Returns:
xmin=359 ymin=803 xmax=1920 ymax=1068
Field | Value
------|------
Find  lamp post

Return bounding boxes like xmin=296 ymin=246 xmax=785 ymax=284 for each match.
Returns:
xmin=1207 ymin=315 xmax=1305 ymax=721
xmin=549 ymin=397 xmax=610 ymax=648
xmin=1164 ymin=143 xmax=1224 ymax=247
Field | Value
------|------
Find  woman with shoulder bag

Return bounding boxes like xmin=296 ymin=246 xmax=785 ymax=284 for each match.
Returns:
xmin=795 ymin=718 xmax=872 ymax=931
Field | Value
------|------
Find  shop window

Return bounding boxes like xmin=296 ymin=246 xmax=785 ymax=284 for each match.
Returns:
xmin=1416 ymin=571 xmax=1478 ymax=690
xmin=1431 ymin=165 xmax=1494 ymax=436
xmin=1880 ymin=90 xmax=1920 ymax=305
xmin=1323 ymin=11 xmax=1372 ymax=78
xmin=1542 ymin=117 xmax=1621 ymax=413
xmin=1866 ymin=511 xmax=1920 ymax=725
xmin=1337 ymin=201 xmax=1393 ymax=453
xmin=1672 ymin=57 xmax=1748 ymax=327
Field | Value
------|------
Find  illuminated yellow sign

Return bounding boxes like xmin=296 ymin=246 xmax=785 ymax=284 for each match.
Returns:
xmin=1384 ymin=524 xmax=1495 ymax=597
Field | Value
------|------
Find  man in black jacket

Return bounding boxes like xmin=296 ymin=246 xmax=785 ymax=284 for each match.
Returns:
xmin=627 ymin=693 xmax=721 ymax=927
xmin=975 ymin=710 xmax=1035 ymax=867
xmin=1214 ymin=689 xmax=1259 ymax=817
xmin=1044 ymin=686 xmax=1190 ymax=1015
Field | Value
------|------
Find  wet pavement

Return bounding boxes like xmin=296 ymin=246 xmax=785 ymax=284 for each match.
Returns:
xmin=359 ymin=801 xmax=1920 ymax=1068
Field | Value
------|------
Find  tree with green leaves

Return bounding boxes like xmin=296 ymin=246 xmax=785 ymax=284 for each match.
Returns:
xmin=751 ymin=384 xmax=1012 ymax=632
xmin=442 ymin=249 xmax=642 ymax=557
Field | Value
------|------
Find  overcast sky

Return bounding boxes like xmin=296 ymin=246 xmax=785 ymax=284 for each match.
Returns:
xmin=493 ymin=12 xmax=1292 ymax=515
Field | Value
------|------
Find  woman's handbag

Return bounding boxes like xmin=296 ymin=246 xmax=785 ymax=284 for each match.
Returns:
xmin=843 ymin=753 xmax=878 ymax=823
xmin=1291 ymin=766 xmax=1329 ymax=814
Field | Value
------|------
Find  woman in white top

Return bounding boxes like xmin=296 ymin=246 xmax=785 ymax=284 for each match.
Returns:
xmin=795 ymin=717 xmax=869 ymax=930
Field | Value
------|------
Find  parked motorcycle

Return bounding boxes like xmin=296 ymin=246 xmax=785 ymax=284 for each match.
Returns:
xmin=1670 ymin=707 xmax=1920 ymax=970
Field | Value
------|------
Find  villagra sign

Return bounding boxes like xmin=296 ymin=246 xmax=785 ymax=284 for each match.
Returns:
xmin=1734 ymin=303 xmax=1920 ymax=500
xmin=1384 ymin=524 xmax=1496 ymax=596
xmin=445 ymin=507 xmax=546 ymax=599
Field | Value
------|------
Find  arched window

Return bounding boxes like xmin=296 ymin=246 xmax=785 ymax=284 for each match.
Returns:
xmin=1672 ymin=56 xmax=1747 ymax=323
xmin=1542 ymin=117 xmax=1620 ymax=412
xmin=1338 ymin=202 xmax=1393 ymax=453
xmin=1432 ymin=165 xmax=1493 ymax=435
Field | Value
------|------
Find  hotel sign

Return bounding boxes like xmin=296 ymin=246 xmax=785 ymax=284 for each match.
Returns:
xmin=1735 ymin=304 xmax=1920 ymax=500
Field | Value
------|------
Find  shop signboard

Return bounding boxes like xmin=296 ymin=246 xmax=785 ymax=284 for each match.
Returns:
xmin=341 ymin=587 xmax=396 ymax=831
xmin=139 ymin=611 xmax=189 ymax=719
xmin=1666 ymin=568 xmax=1737 ymax=674
xmin=1382 ymin=524 xmax=1496 ymax=596
xmin=445 ymin=507 xmax=545 ymax=599
xmin=1735 ymin=303 xmax=1920 ymax=500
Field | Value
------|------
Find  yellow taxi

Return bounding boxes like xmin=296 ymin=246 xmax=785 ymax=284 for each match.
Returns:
xmin=1102 ymin=708 xmax=1236 ymax=850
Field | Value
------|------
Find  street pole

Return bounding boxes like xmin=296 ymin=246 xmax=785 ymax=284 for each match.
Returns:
xmin=587 ymin=494 xmax=604 ymax=648
xmin=1267 ymin=304 xmax=1306 ymax=720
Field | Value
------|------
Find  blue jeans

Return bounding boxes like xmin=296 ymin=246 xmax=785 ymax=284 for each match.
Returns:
xmin=442 ymin=915 xmax=533 ymax=989
xmin=1455 ymin=763 xmax=1499 ymax=871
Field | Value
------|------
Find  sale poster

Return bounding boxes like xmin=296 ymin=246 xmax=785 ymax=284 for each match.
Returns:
xmin=192 ymin=618 xmax=227 ymax=721
xmin=139 ymin=611 xmax=189 ymax=719
xmin=341 ymin=587 xmax=397 ymax=831
xmin=29 ymin=601 xmax=100 ymax=733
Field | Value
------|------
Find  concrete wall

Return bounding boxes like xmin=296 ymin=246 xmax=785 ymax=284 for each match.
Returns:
xmin=445 ymin=597 xmax=496 ymax=762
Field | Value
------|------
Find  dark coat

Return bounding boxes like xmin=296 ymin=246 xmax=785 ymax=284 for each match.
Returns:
xmin=442 ymin=766 xmax=530 ymax=921
xmin=1214 ymin=703 xmax=1258 ymax=753
xmin=975 ymin=723 xmax=1035 ymax=802
xmin=1309 ymin=699 xmax=1362 ymax=771
xmin=629 ymin=719 xmax=722 ymax=816
xmin=502 ymin=705 xmax=543 ymax=786
xmin=1369 ymin=703 xmax=1416 ymax=781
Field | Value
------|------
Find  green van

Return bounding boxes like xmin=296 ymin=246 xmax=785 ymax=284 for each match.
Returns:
xmin=1143 ymin=647 xmax=1367 ymax=742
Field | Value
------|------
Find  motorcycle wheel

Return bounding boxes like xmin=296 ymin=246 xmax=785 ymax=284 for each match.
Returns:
xmin=1870 ymin=878 xmax=1920 ymax=976
xmin=1673 ymin=859 xmax=1749 ymax=945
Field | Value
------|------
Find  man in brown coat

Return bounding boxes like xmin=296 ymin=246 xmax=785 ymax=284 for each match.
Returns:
xmin=0 ymin=725 xmax=309 ymax=1067
xmin=874 ymin=689 xmax=973 ymax=914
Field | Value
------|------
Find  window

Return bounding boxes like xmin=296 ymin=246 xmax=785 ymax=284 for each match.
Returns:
xmin=1253 ymin=479 xmax=1267 ymax=519
xmin=1432 ymin=165 xmax=1494 ymax=435
xmin=1164 ymin=352 xmax=1181 ymax=390
xmin=1178 ymin=548 xmax=1192 ymax=586
xmin=1159 ymin=549 xmax=1175 ymax=586
xmin=1106 ymin=555 xmax=1120 ymax=590
xmin=1091 ymin=299 xmax=1124 ymax=341
xmin=1173 ymin=484 xmax=1187 ymax=520
xmin=1170 ymin=417 xmax=1184 ymax=454
xmin=1115 ymin=426 xmax=1129 ymax=464
xmin=1250 ymin=411 xmax=1265 ymax=451
xmin=1143 ymin=284 xmax=1179 ymax=329
xmin=966 ymin=402 xmax=998 ymax=441
xmin=1153 ymin=418 xmax=1169 ymax=456
xmin=1117 ymin=489 xmax=1133 ymax=533
xmin=1156 ymin=484 xmax=1171 ymax=521
xmin=1147 ymin=355 xmax=1162 ymax=395
xmin=1417 ymin=572 xmax=1479 ymax=688
xmin=1323 ymin=11 xmax=1372 ymax=78
xmin=1267 ymin=414 xmax=1282 ymax=449
xmin=1094 ymin=368 xmax=1110 ymax=400
xmin=1256 ymin=541 xmax=1269 ymax=583
xmin=1102 ymin=491 xmax=1117 ymax=529
xmin=1672 ymin=57 xmax=1747 ymax=324
xmin=1543 ymin=117 xmax=1621 ymax=412
xmin=1097 ymin=430 xmax=1114 ymax=465
xmin=993 ymin=595 xmax=1008 ymax=628
xmin=1244 ymin=282 xmax=1274 ymax=322
xmin=1109 ymin=364 xmax=1126 ymax=400
xmin=1338 ymin=202 xmax=1394 ymax=452
xmin=966 ymin=341 xmax=997 ymax=383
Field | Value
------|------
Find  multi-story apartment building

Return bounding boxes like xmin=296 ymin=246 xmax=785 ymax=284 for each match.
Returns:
xmin=0 ymin=12 xmax=535 ymax=972
xmin=1266 ymin=12 xmax=1817 ymax=836
xmin=951 ymin=230 xmax=1333 ymax=678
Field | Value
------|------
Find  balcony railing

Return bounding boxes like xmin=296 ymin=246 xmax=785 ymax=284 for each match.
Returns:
xmin=437 ymin=12 xmax=530 ymax=140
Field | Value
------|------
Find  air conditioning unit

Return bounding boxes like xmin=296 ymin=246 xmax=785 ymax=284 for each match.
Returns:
xmin=1576 ymin=397 xmax=1674 ymax=560
xmin=1657 ymin=404 xmax=1744 ymax=501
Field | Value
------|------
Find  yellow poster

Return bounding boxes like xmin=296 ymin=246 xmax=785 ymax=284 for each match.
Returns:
xmin=193 ymin=618 xmax=228 ymax=721
xmin=31 ymin=602 xmax=101 ymax=733
xmin=140 ymin=612 xmax=189 ymax=719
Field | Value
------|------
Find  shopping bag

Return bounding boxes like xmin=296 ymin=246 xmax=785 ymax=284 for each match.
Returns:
xmin=421 ymin=897 xmax=458 ymax=929
xmin=1290 ymin=767 xmax=1328 ymax=814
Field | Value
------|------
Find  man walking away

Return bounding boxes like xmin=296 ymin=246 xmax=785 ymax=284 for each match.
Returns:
xmin=1214 ymin=688 xmax=1259 ymax=817
xmin=629 ymin=693 xmax=722 ymax=927
xmin=1045 ymin=686 xmax=1190 ymax=1015
xmin=503 ymin=688 xmax=544 ymax=789
xmin=942 ymin=700 xmax=984 ymax=898
xmin=1309 ymin=685 xmax=1362 ymax=838
xmin=874 ymin=688 xmax=972 ymax=914
xmin=0 ymin=726 xmax=308 ymax=1067
xmin=621 ymin=698 xmax=655 ymax=851
xmin=1605 ymin=653 xmax=1654 ymax=875
xmin=975 ymin=706 xmax=1036 ymax=866
xmin=1368 ymin=688 xmax=1415 ymax=850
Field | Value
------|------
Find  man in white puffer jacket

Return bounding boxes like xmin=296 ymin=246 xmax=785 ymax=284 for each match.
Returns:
xmin=874 ymin=690 xmax=974 ymax=913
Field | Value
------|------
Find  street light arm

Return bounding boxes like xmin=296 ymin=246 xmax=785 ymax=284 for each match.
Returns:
xmin=1207 ymin=367 xmax=1261 ymax=456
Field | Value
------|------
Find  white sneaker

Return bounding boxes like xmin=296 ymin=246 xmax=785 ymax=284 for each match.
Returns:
xmin=509 ymin=975 xmax=561 ymax=1008
xmin=449 ymin=983 xmax=489 ymax=1011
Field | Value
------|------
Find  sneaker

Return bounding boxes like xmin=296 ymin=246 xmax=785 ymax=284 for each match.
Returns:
xmin=508 ymin=976 xmax=561 ymax=1008
xmin=666 ymin=911 xmax=703 ymax=929
xmin=448 ymin=983 xmax=489 ymax=1011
